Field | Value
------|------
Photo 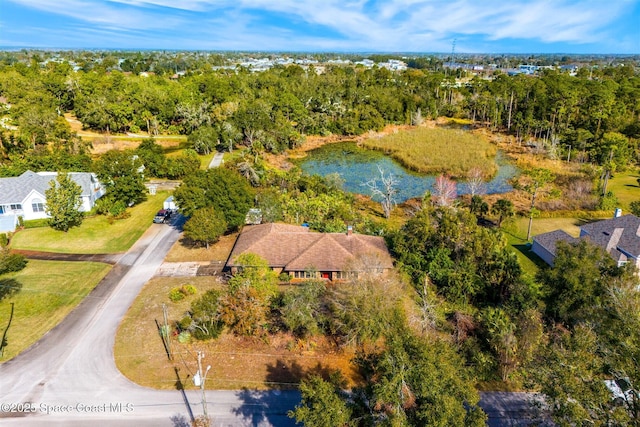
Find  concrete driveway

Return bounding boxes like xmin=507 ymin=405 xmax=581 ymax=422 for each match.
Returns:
xmin=0 ymin=219 xmax=298 ymax=426
xmin=0 ymin=216 xmax=547 ymax=426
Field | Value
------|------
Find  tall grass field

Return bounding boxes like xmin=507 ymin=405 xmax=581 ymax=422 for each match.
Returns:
xmin=361 ymin=127 xmax=497 ymax=178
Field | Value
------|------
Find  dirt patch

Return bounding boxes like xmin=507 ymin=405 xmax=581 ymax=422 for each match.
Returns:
xmin=89 ymin=136 xmax=182 ymax=155
xmin=179 ymin=333 xmax=359 ymax=390
xmin=64 ymin=113 xmax=183 ymax=155
xmin=165 ymin=232 xmax=239 ymax=263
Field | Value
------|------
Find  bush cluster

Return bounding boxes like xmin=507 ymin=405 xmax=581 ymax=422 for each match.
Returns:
xmin=168 ymin=284 xmax=197 ymax=302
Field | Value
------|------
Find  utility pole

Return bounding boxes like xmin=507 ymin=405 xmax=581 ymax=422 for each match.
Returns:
xmin=162 ymin=303 xmax=172 ymax=360
xmin=450 ymin=38 xmax=456 ymax=64
xmin=194 ymin=351 xmax=211 ymax=421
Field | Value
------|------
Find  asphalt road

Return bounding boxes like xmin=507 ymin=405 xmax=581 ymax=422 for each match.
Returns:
xmin=0 ymin=215 xmax=546 ymax=426
xmin=0 ymin=218 xmax=299 ymax=426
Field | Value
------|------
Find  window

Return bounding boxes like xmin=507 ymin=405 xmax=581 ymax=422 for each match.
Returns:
xmin=293 ymin=271 xmax=317 ymax=279
xmin=10 ymin=204 xmax=22 ymax=210
xmin=32 ymin=199 xmax=45 ymax=213
xmin=335 ymin=271 xmax=358 ymax=280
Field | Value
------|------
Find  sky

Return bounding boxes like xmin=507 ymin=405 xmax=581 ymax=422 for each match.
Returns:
xmin=1 ymin=0 xmax=639 ymax=54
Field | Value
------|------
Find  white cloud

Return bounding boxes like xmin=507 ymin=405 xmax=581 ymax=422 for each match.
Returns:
xmin=5 ymin=0 xmax=637 ymax=51
xmin=7 ymin=0 xmax=186 ymax=30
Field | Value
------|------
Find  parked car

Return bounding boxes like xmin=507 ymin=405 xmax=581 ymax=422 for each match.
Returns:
xmin=153 ymin=209 xmax=171 ymax=224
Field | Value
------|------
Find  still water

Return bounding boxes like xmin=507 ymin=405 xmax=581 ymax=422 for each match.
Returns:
xmin=298 ymin=142 xmax=517 ymax=202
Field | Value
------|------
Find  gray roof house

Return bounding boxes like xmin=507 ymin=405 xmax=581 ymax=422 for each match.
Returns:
xmin=530 ymin=229 xmax=579 ymax=266
xmin=532 ymin=214 xmax=640 ymax=269
xmin=0 ymin=170 xmax=105 ymax=232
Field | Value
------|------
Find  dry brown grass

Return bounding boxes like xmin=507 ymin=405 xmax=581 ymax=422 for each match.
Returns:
xmin=90 ymin=137 xmax=183 ymax=155
xmin=64 ymin=113 xmax=185 ymax=155
xmin=114 ymin=275 xmax=358 ymax=390
xmin=361 ymin=127 xmax=497 ymax=178
xmin=165 ymin=233 xmax=239 ymax=263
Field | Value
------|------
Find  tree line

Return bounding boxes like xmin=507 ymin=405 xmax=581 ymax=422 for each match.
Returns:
xmin=0 ymin=53 xmax=637 ymax=172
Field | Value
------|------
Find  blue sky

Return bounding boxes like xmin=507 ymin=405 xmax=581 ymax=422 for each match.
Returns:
xmin=1 ymin=0 xmax=639 ymax=53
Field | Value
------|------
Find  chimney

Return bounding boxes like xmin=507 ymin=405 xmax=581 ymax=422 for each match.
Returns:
xmin=347 ymin=225 xmax=353 ymax=236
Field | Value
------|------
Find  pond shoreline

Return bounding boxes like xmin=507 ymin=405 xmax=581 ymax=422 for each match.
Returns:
xmin=296 ymin=141 xmax=518 ymax=203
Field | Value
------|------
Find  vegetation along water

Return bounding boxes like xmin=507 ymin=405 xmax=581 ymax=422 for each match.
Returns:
xmin=298 ymin=142 xmax=517 ymax=202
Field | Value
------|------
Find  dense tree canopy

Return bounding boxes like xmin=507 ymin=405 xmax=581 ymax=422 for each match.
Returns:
xmin=175 ymin=167 xmax=254 ymax=231
xmin=92 ymin=149 xmax=147 ymax=207
xmin=1 ymin=52 xmax=636 ymax=163
xmin=182 ymin=207 xmax=227 ymax=249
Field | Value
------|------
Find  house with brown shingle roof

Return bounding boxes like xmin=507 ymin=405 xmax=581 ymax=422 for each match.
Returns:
xmin=532 ymin=213 xmax=640 ymax=270
xmin=226 ymin=223 xmax=394 ymax=281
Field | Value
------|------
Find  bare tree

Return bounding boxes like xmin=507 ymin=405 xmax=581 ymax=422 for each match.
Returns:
xmin=432 ymin=174 xmax=457 ymax=207
xmin=363 ymin=166 xmax=399 ymax=219
xmin=408 ymin=276 xmax=440 ymax=335
xmin=464 ymin=167 xmax=486 ymax=196
xmin=237 ymin=161 xmax=260 ymax=187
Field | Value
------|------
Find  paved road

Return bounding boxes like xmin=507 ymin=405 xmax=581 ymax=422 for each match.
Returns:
xmin=208 ymin=152 xmax=224 ymax=169
xmin=1 ymin=215 xmax=545 ymax=426
xmin=0 ymin=217 xmax=298 ymax=426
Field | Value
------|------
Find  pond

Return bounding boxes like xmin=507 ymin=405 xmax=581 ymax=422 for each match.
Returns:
xmin=297 ymin=142 xmax=518 ymax=202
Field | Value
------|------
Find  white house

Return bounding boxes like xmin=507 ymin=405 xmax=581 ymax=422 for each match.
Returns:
xmin=0 ymin=170 xmax=105 ymax=232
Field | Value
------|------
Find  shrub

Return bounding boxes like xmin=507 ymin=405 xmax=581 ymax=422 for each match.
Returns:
xmin=169 ymin=284 xmax=198 ymax=302
xmin=596 ymin=191 xmax=619 ymax=211
xmin=278 ymin=272 xmax=291 ymax=283
xmin=182 ymin=284 xmax=197 ymax=295
xmin=629 ymin=200 xmax=640 ymax=217
xmin=0 ymin=233 xmax=8 ymax=247
xmin=190 ymin=289 xmax=223 ymax=341
xmin=108 ymin=200 xmax=128 ymax=217
xmin=178 ymin=316 xmax=193 ymax=331
xmin=22 ymin=218 xmax=50 ymax=229
xmin=0 ymin=250 xmax=27 ymax=274
xmin=169 ymin=287 xmax=186 ymax=302
xmin=177 ymin=331 xmax=191 ymax=343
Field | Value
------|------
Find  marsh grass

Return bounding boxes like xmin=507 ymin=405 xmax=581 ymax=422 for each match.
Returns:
xmin=361 ymin=127 xmax=497 ymax=178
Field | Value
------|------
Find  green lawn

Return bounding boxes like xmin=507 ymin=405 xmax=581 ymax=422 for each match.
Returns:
xmin=502 ymin=217 xmax=585 ymax=276
xmin=607 ymin=168 xmax=640 ymax=210
xmin=0 ymin=260 xmax=111 ymax=362
xmin=11 ymin=192 xmax=170 ymax=254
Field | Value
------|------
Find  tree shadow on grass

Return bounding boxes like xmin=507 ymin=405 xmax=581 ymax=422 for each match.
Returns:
xmin=513 ymin=244 xmax=548 ymax=271
xmin=0 ymin=279 xmax=21 ymax=302
xmin=264 ymin=359 xmax=339 ymax=389
xmin=231 ymin=359 xmax=337 ymax=427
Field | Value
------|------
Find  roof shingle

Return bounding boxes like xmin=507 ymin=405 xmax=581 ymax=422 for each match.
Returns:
xmin=227 ymin=223 xmax=394 ymax=272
